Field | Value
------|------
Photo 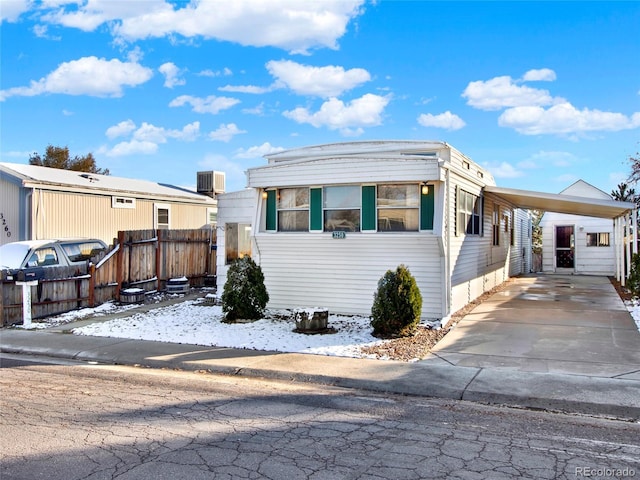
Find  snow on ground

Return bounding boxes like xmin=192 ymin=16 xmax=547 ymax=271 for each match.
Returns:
xmin=69 ymin=297 xmax=390 ymax=359
xmin=624 ymin=300 xmax=640 ymax=332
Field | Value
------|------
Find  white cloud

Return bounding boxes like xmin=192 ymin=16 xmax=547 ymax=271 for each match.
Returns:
xmin=133 ymin=121 xmax=200 ymax=142
xmin=462 ymin=75 xmax=556 ymax=111
xmin=208 ymin=123 xmax=247 ymax=142
xmin=554 ymin=173 xmax=579 ymax=184
xmin=283 ymin=94 xmax=391 ymax=135
xmin=485 ymin=162 xmax=524 ymax=179
xmin=169 ymin=94 xmax=240 ymax=114
xmin=417 ymin=111 xmax=466 ymax=131
xmin=522 ymin=68 xmax=556 ymax=82
xmin=498 ymin=103 xmax=640 ymax=135
xmin=106 ymin=140 xmax=159 ymax=157
xmin=104 ymin=121 xmax=200 ymax=156
xmin=242 ymin=102 xmax=265 ymax=115
xmin=105 ymin=119 xmax=136 ymax=139
xmin=198 ymin=68 xmax=233 ymax=77
xmin=1 ymin=0 xmax=30 ymax=23
xmin=42 ymin=0 xmax=366 ymax=54
xmin=219 ymin=84 xmax=272 ymax=94
xmin=266 ymin=60 xmax=371 ymax=98
xmin=158 ymin=62 xmax=186 ymax=88
xmin=0 ymin=56 xmax=153 ymax=100
xmin=520 ymin=150 xmax=577 ymax=168
xmin=234 ymin=142 xmax=285 ymax=159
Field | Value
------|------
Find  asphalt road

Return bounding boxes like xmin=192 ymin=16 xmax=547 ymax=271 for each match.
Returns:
xmin=1 ymin=354 xmax=639 ymax=480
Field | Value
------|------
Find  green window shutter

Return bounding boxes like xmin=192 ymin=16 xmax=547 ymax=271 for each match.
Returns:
xmin=420 ymin=185 xmax=435 ymax=230
xmin=266 ymin=190 xmax=276 ymax=231
xmin=362 ymin=185 xmax=376 ymax=231
xmin=310 ymin=188 xmax=322 ymax=231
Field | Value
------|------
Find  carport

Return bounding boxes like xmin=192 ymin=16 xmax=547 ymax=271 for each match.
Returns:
xmin=485 ymin=186 xmax=637 ymax=285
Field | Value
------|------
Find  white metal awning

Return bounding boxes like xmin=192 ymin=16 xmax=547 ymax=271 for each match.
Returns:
xmin=484 ymin=185 xmax=635 ymax=219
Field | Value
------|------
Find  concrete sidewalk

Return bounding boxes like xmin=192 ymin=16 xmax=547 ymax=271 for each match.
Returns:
xmin=2 ymin=275 xmax=640 ymax=421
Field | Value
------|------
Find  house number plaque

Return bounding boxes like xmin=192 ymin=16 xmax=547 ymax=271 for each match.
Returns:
xmin=332 ymin=231 xmax=346 ymax=239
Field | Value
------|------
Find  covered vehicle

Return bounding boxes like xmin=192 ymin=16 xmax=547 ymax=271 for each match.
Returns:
xmin=0 ymin=239 xmax=108 ymax=281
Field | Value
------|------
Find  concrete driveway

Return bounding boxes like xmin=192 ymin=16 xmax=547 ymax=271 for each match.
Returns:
xmin=426 ymin=275 xmax=640 ymax=380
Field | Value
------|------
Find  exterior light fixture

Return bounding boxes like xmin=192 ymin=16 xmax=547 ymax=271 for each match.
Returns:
xmin=262 ymin=190 xmax=269 ymax=200
xmin=421 ymin=183 xmax=430 ymax=195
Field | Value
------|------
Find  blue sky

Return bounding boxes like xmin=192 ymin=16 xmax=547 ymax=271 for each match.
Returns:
xmin=2 ymin=1 xmax=639 ymax=195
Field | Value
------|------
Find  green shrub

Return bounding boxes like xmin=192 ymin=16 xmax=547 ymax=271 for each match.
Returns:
xmin=370 ymin=264 xmax=422 ymax=338
xmin=627 ymin=253 xmax=640 ymax=296
xmin=221 ymin=256 xmax=269 ymax=322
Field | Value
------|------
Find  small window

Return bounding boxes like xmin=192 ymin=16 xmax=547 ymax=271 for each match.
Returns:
xmin=457 ymin=189 xmax=481 ymax=236
xmin=225 ymin=223 xmax=252 ymax=264
xmin=587 ymin=232 xmax=610 ymax=247
xmin=278 ymin=187 xmax=309 ymax=232
xmin=324 ymin=186 xmax=361 ymax=232
xmin=207 ymin=207 xmax=217 ymax=226
xmin=154 ymin=204 xmax=170 ymax=230
xmin=112 ymin=196 xmax=136 ymax=209
xmin=492 ymin=207 xmax=500 ymax=246
xmin=377 ymin=184 xmax=419 ymax=232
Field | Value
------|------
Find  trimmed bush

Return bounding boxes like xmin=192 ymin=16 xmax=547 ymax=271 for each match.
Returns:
xmin=370 ymin=264 xmax=422 ymax=338
xmin=221 ymin=256 xmax=269 ymax=322
xmin=627 ymin=253 xmax=640 ymax=296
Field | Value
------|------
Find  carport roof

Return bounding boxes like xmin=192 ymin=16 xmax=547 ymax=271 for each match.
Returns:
xmin=485 ymin=186 xmax=635 ymax=219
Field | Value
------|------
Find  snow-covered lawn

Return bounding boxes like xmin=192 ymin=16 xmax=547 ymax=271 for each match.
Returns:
xmin=34 ymin=295 xmax=391 ymax=359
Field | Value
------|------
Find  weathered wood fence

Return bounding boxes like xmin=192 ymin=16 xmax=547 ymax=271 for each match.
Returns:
xmin=1 ymin=229 xmax=216 ymax=326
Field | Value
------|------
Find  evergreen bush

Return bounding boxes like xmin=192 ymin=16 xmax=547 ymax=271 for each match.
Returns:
xmin=627 ymin=253 xmax=640 ymax=296
xmin=221 ymin=256 xmax=269 ymax=322
xmin=370 ymin=264 xmax=422 ymax=337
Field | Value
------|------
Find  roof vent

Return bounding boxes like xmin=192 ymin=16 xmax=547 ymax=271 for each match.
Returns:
xmin=79 ymin=173 xmax=99 ymax=183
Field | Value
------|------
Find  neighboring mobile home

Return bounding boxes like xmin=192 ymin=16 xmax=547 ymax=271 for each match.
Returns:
xmin=0 ymin=163 xmax=222 ymax=246
xmin=217 ymin=141 xmax=533 ymax=321
xmin=540 ymin=180 xmax=617 ymax=275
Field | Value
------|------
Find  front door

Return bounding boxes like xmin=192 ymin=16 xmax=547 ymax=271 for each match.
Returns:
xmin=555 ymin=225 xmax=575 ymax=270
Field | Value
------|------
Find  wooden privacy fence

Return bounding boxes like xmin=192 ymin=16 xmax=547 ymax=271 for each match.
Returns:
xmin=1 ymin=228 xmax=216 ymax=326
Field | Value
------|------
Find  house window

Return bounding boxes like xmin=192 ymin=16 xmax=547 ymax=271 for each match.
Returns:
xmin=377 ymin=184 xmax=419 ymax=232
xmin=587 ymin=232 xmax=610 ymax=247
xmin=492 ymin=207 xmax=500 ymax=246
xmin=207 ymin=207 xmax=217 ymax=226
xmin=457 ymin=189 xmax=481 ymax=235
xmin=154 ymin=204 xmax=170 ymax=230
xmin=324 ymin=185 xmax=361 ymax=232
xmin=112 ymin=196 xmax=136 ymax=209
xmin=278 ymin=187 xmax=309 ymax=232
xmin=225 ymin=223 xmax=252 ymax=264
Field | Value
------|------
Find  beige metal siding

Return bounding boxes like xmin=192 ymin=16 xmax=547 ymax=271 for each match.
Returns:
xmin=0 ymin=176 xmax=21 ymax=245
xmin=31 ymin=189 xmax=212 ymax=245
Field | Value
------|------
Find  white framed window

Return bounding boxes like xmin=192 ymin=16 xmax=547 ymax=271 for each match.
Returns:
xmin=492 ymin=206 xmax=500 ymax=246
xmin=154 ymin=203 xmax=170 ymax=230
xmin=587 ymin=232 xmax=610 ymax=247
xmin=277 ymin=187 xmax=309 ymax=232
xmin=323 ymin=185 xmax=361 ymax=232
xmin=225 ymin=223 xmax=252 ymax=264
xmin=457 ymin=189 xmax=482 ymax=236
xmin=112 ymin=196 xmax=136 ymax=209
xmin=377 ymin=184 xmax=419 ymax=232
xmin=206 ymin=207 xmax=218 ymax=226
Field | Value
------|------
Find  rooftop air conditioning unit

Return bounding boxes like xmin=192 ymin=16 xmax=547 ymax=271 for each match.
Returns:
xmin=197 ymin=171 xmax=225 ymax=198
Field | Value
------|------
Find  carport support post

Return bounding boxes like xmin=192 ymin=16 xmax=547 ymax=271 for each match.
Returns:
xmin=15 ymin=280 xmax=38 ymax=328
xmin=626 ymin=212 xmax=632 ymax=284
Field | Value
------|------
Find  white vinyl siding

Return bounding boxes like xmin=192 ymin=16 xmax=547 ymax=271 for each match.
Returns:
xmin=248 ymin=157 xmax=440 ymax=188
xmin=255 ymin=233 xmax=444 ymax=319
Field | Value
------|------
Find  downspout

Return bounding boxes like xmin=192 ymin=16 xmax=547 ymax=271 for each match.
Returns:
xmin=24 ymin=190 xmax=32 ymax=240
xmin=437 ymin=158 xmax=452 ymax=320
xmin=252 ymin=188 xmax=263 ymax=263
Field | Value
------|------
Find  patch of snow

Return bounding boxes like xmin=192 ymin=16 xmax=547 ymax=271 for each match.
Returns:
xmin=624 ymin=299 xmax=640 ymax=332
xmin=70 ymin=299 xmax=388 ymax=359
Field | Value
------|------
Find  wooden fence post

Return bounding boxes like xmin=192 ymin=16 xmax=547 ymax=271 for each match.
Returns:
xmin=156 ymin=229 xmax=162 ymax=291
xmin=88 ymin=263 xmax=96 ymax=307
xmin=116 ymin=230 xmax=125 ymax=301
